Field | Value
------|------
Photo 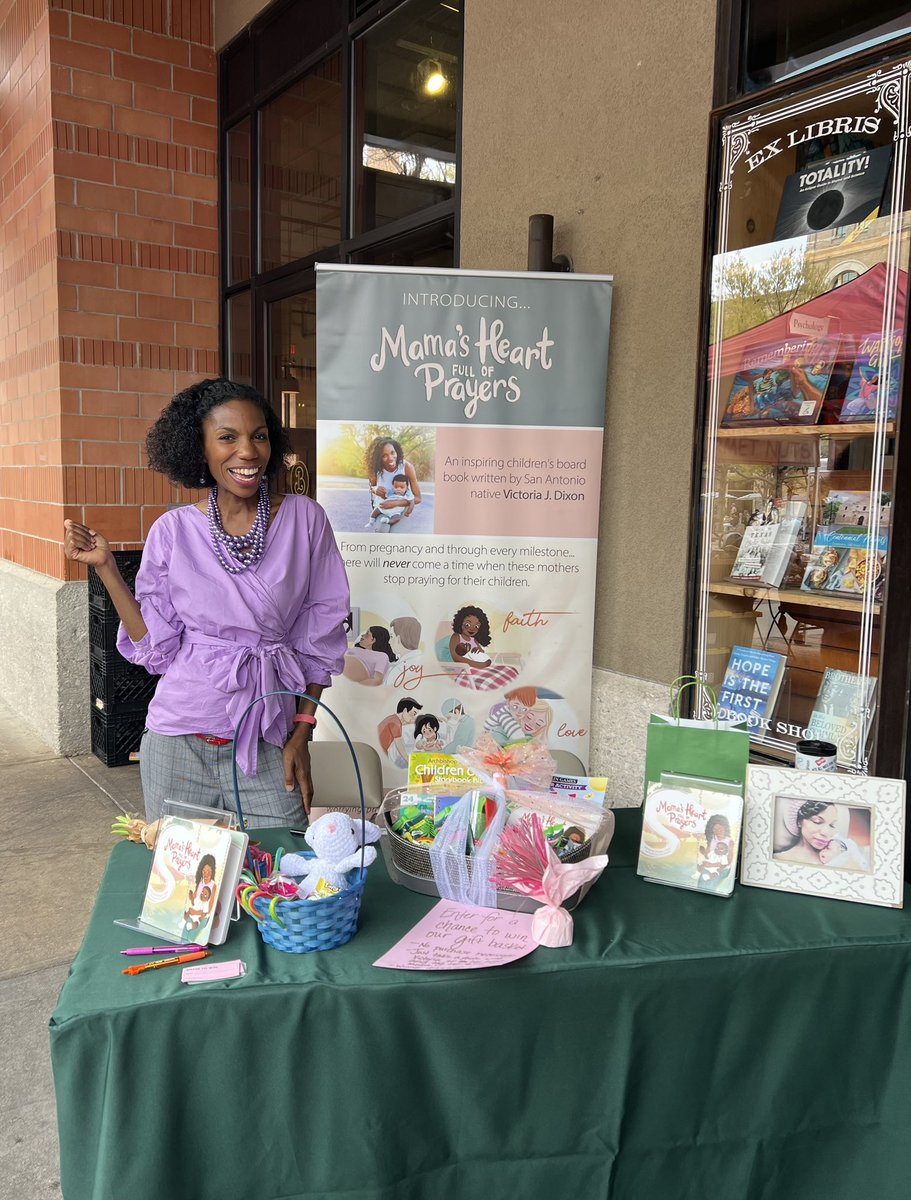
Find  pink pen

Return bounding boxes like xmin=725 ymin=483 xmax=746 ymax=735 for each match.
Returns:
xmin=120 ymin=944 xmax=205 ymax=956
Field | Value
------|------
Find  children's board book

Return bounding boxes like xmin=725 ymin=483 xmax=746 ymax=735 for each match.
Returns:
xmin=407 ymin=752 xmax=484 ymax=789
xmin=638 ymin=774 xmax=744 ymax=898
xmin=805 ymin=669 xmax=878 ymax=768
xmin=717 ymin=646 xmax=786 ymax=733
xmin=131 ymin=816 xmax=247 ymax=946
xmin=838 ymin=330 xmax=902 ymax=422
xmin=800 ymin=525 xmax=888 ymax=601
xmin=722 ymin=335 xmax=840 ymax=426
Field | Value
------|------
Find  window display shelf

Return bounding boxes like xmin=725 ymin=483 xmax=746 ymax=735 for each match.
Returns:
xmin=716 ymin=422 xmax=887 ymax=440
xmin=690 ymin=54 xmax=911 ymax=776
xmin=709 ymin=580 xmax=881 ymax=615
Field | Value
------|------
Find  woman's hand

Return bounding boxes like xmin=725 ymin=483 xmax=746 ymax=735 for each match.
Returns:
xmin=63 ymin=519 xmax=113 ymax=569
xmin=283 ymin=727 xmax=314 ymax=813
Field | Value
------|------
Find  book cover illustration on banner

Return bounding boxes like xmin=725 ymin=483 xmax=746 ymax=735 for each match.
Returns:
xmin=717 ymin=645 xmax=786 ymax=731
xmin=839 ymin=330 xmax=903 ymax=422
xmin=729 ymin=499 xmax=806 ymax=585
xmin=138 ymin=817 xmax=236 ymax=945
xmin=722 ymin=335 xmax=840 ymax=426
xmin=638 ymin=775 xmax=744 ymax=897
xmin=773 ymin=144 xmax=894 ymax=239
xmin=806 ymin=668 xmax=878 ymax=767
xmin=800 ymin=525 xmax=889 ymax=600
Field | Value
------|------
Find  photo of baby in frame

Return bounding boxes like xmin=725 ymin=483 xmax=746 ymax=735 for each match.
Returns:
xmin=741 ymin=766 xmax=905 ymax=908
xmin=772 ymin=794 xmax=872 ymax=873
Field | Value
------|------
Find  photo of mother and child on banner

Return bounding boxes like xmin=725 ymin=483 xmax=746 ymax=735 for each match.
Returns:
xmin=317 ymin=424 xmax=436 ymax=535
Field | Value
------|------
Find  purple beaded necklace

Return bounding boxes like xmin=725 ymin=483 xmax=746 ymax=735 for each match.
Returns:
xmin=207 ymin=481 xmax=271 ymax=574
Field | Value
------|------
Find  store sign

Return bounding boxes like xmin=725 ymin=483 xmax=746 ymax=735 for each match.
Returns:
xmin=315 ymin=265 xmax=612 ymax=783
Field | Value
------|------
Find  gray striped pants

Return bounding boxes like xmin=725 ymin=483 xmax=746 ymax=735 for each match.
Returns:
xmin=139 ymin=730 xmax=307 ymax=829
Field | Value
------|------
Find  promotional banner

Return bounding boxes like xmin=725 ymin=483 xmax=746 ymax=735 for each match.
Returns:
xmin=316 ymin=265 xmax=612 ymax=785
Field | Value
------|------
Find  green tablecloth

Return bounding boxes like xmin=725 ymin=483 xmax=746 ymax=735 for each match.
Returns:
xmin=50 ymin=812 xmax=911 ymax=1200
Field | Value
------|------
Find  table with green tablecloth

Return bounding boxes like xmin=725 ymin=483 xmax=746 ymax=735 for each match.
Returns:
xmin=50 ymin=811 xmax=911 ymax=1200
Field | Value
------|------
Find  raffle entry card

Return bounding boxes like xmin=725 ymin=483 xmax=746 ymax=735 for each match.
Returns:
xmin=374 ymin=901 xmax=538 ymax=970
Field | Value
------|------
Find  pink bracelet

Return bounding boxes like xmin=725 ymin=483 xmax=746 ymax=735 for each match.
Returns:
xmin=293 ymin=713 xmax=317 ymax=727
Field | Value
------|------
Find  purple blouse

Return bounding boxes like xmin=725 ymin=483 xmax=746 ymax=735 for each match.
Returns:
xmin=117 ymin=495 xmax=349 ymax=775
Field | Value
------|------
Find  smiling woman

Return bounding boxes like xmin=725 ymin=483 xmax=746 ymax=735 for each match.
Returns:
xmin=62 ymin=378 xmax=350 ymax=829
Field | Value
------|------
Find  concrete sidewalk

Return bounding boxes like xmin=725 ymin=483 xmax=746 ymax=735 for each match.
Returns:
xmin=0 ymin=701 xmax=144 ymax=1199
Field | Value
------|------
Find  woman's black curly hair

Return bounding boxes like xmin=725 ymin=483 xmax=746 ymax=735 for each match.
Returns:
xmin=451 ymin=605 xmax=491 ymax=647
xmin=365 ymin=436 xmax=404 ymax=479
xmin=146 ymin=378 xmax=290 ymax=489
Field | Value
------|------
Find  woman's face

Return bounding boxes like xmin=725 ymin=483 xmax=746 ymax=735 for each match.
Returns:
xmin=460 ymin=613 xmax=481 ymax=638
xmin=202 ymin=864 xmax=214 ymax=882
xmin=708 ymin=820 xmax=727 ymax=841
xmin=359 ymin=630 xmax=375 ymax=649
xmin=799 ymin=805 xmax=839 ymax=853
xmin=381 ymin=443 xmax=399 ymax=472
xmin=521 ymin=707 xmax=547 ymax=736
xmin=202 ymin=400 xmax=271 ymax=500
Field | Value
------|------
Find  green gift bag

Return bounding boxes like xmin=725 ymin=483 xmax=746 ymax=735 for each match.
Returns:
xmin=643 ymin=677 xmax=750 ymax=800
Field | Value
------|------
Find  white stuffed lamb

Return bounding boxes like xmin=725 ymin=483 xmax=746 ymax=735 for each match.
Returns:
xmin=281 ymin=812 xmax=382 ymax=898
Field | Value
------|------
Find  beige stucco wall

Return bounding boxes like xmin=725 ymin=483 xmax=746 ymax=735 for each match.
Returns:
xmin=215 ymin=0 xmax=268 ymax=48
xmin=460 ymin=0 xmax=716 ymax=684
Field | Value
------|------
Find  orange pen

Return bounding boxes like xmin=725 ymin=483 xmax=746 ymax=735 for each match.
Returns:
xmin=122 ymin=950 xmax=211 ymax=976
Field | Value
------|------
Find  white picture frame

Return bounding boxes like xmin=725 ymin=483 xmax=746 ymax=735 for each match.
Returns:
xmin=741 ymin=765 xmax=905 ymax=908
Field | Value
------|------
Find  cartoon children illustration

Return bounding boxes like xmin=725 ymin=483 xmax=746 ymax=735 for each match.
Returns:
xmin=413 ymin=713 xmax=445 ymax=752
xmin=485 ymin=687 xmax=542 ymax=746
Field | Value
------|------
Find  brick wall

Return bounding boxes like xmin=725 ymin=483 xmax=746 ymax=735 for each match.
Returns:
xmin=0 ymin=0 xmax=218 ymax=583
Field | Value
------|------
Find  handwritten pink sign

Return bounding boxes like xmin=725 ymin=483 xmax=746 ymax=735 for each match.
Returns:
xmin=374 ymin=901 xmax=538 ymax=971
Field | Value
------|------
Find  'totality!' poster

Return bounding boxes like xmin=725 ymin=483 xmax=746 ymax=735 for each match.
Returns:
xmin=316 ymin=265 xmax=613 ymax=786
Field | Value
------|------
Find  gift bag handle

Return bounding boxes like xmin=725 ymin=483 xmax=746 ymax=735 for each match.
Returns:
xmin=230 ymin=690 xmax=367 ymax=874
xmin=669 ymin=675 xmax=719 ymax=724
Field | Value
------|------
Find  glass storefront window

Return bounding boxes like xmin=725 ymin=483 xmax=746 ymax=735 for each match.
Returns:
xmin=742 ymin=0 xmax=911 ymax=92
xmin=352 ymin=0 xmax=459 ymax=236
xmin=226 ymin=290 xmax=253 ymax=385
xmin=269 ymin=290 xmax=317 ymax=493
xmin=226 ymin=119 xmax=251 ymax=285
xmin=693 ymin=57 xmax=911 ymax=772
xmin=260 ymin=55 xmax=343 ymax=271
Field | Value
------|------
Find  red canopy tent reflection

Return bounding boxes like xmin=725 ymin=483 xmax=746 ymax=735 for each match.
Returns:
xmin=709 ymin=260 xmax=907 ymax=383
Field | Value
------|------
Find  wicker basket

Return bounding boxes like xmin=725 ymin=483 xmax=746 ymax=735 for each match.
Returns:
xmin=232 ymin=690 xmax=370 ymax=954
xmin=379 ymin=783 xmax=615 ymax=913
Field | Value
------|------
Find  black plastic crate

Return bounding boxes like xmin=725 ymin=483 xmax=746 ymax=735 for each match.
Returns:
xmin=91 ymin=706 xmax=146 ymax=767
xmin=90 ymin=646 xmax=157 ymax=714
xmin=88 ymin=551 xmax=143 ymax=614
xmin=88 ymin=604 xmax=120 ymax=658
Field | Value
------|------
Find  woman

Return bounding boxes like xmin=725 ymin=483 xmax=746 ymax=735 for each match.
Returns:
xmin=63 ymin=378 xmax=349 ymax=828
xmin=346 ymin=625 xmax=396 ymax=685
xmin=366 ymin=437 xmax=421 ymax=524
xmin=774 ymin=800 xmax=841 ymax=864
xmin=449 ymin=605 xmax=492 ymax=667
xmin=696 ymin=815 xmax=733 ymax=889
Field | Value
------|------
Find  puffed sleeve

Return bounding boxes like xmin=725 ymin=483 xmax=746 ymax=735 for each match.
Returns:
xmin=288 ymin=501 xmax=350 ymax=685
xmin=116 ymin=516 xmax=184 ymax=676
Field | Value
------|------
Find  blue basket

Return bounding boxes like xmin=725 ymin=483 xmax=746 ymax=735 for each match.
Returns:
xmin=232 ymin=690 xmax=369 ymax=954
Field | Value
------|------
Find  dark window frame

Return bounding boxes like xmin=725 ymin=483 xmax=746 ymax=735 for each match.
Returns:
xmin=219 ymin=0 xmax=463 ymax=401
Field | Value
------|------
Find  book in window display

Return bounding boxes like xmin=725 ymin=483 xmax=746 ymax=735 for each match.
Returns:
xmin=717 ymin=645 xmax=786 ymax=732
xmin=773 ymin=144 xmax=894 ymax=240
xmin=800 ymin=525 xmax=888 ymax=601
xmin=729 ymin=499 xmax=807 ymax=586
xmin=838 ymin=330 xmax=903 ymax=422
xmin=805 ymin=669 xmax=877 ymax=768
xmin=721 ymin=335 xmax=841 ymax=426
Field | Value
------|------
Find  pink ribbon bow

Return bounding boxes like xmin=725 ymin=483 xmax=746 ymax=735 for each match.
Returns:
xmin=458 ymin=732 xmax=556 ymax=794
xmin=491 ymin=813 xmax=609 ymax=947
